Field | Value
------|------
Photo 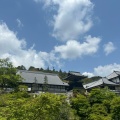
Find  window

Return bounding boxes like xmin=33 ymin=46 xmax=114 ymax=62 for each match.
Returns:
xmin=109 ymin=86 xmax=115 ymax=90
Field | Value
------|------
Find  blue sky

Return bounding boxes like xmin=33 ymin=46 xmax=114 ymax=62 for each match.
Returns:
xmin=0 ymin=0 xmax=120 ymax=77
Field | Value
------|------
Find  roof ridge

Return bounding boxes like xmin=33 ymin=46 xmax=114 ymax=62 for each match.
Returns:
xmin=69 ymin=71 xmax=80 ymax=73
xmin=101 ymin=77 xmax=104 ymax=83
xmin=18 ymin=70 xmax=58 ymax=76
xmin=84 ymin=79 xmax=102 ymax=89
xmin=107 ymin=71 xmax=117 ymax=78
xmin=102 ymin=77 xmax=118 ymax=85
xmin=102 ymin=77 xmax=108 ymax=83
xmin=85 ymin=78 xmax=102 ymax=86
xmin=114 ymin=71 xmax=120 ymax=75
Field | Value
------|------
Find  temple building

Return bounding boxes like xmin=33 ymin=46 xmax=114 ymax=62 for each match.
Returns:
xmin=107 ymin=71 xmax=120 ymax=83
xmin=17 ymin=70 xmax=68 ymax=93
xmin=83 ymin=71 xmax=120 ymax=93
xmin=64 ymin=71 xmax=87 ymax=90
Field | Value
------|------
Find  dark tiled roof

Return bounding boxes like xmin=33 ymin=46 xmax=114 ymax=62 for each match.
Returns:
xmin=69 ymin=71 xmax=83 ymax=76
xmin=115 ymin=71 xmax=120 ymax=75
xmin=107 ymin=71 xmax=120 ymax=79
xmin=64 ymin=71 xmax=87 ymax=80
xmin=17 ymin=70 xmax=68 ymax=86
xmin=83 ymin=77 xmax=118 ymax=89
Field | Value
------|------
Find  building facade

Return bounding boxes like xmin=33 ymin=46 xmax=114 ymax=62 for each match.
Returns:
xmin=64 ymin=71 xmax=87 ymax=90
xmin=106 ymin=71 xmax=120 ymax=92
xmin=83 ymin=71 xmax=120 ymax=93
xmin=17 ymin=70 xmax=68 ymax=93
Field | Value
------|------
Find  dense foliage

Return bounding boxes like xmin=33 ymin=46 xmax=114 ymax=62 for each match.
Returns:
xmin=82 ymin=76 xmax=102 ymax=85
xmin=0 ymin=88 xmax=120 ymax=120
xmin=0 ymin=58 xmax=22 ymax=92
xmin=0 ymin=92 xmax=78 ymax=120
xmin=71 ymin=88 xmax=120 ymax=120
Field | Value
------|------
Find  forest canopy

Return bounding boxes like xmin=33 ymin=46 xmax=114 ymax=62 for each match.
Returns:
xmin=0 ymin=58 xmax=22 ymax=92
xmin=0 ymin=88 xmax=120 ymax=120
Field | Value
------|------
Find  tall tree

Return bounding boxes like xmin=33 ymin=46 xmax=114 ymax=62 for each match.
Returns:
xmin=32 ymin=77 xmax=38 ymax=92
xmin=53 ymin=67 xmax=55 ymax=72
xmin=16 ymin=65 xmax=26 ymax=70
xmin=43 ymin=76 xmax=49 ymax=92
xmin=28 ymin=66 xmax=35 ymax=71
xmin=28 ymin=66 xmax=39 ymax=71
xmin=0 ymin=58 xmax=22 ymax=91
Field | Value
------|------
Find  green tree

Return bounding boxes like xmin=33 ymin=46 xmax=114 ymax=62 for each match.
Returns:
xmin=0 ymin=92 xmax=77 ymax=120
xmin=43 ymin=75 xmax=48 ymax=92
xmin=18 ymin=85 xmax=28 ymax=92
xmin=28 ymin=93 xmax=76 ymax=120
xmin=16 ymin=65 xmax=26 ymax=70
xmin=0 ymin=58 xmax=22 ymax=91
xmin=52 ymin=67 xmax=55 ymax=72
xmin=71 ymin=94 xmax=90 ymax=120
xmin=32 ymin=77 xmax=39 ymax=92
xmin=111 ymin=96 xmax=120 ymax=120
xmin=46 ymin=66 xmax=50 ymax=72
xmin=88 ymin=104 xmax=111 ymax=120
xmin=71 ymin=88 xmax=116 ymax=120
xmin=89 ymin=88 xmax=116 ymax=105
xmin=28 ymin=66 xmax=35 ymax=71
xmin=39 ymin=67 xmax=44 ymax=71
xmin=89 ymin=88 xmax=106 ymax=105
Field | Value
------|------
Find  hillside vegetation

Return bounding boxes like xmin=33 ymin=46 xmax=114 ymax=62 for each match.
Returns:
xmin=0 ymin=88 xmax=120 ymax=120
xmin=1 ymin=58 xmax=120 ymax=120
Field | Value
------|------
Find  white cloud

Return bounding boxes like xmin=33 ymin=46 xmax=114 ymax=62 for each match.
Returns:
xmin=33 ymin=0 xmax=102 ymax=61
xmin=36 ymin=0 xmax=94 ymax=41
xmin=0 ymin=22 xmax=60 ymax=69
xmin=82 ymin=63 xmax=120 ymax=78
xmin=104 ymin=42 xmax=116 ymax=55
xmin=54 ymin=35 xmax=101 ymax=59
xmin=0 ymin=22 xmax=101 ymax=70
xmin=16 ymin=19 xmax=24 ymax=28
xmin=82 ymin=72 xmax=94 ymax=78
xmin=94 ymin=63 xmax=120 ymax=77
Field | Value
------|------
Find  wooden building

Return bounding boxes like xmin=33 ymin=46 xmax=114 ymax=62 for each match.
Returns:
xmin=17 ymin=70 xmax=68 ymax=93
xmin=83 ymin=71 xmax=120 ymax=93
xmin=64 ymin=71 xmax=87 ymax=90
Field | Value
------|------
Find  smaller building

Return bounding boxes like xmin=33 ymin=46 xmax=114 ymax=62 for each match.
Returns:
xmin=107 ymin=71 xmax=120 ymax=93
xmin=83 ymin=71 xmax=120 ymax=93
xmin=107 ymin=71 xmax=120 ymax=83
xmin=64 ymin=71 xmax=87 ymax=81
xmin=17 ymin=70 xmax=69 ymax=93
xmin=83 ymin=77 xmax=118 ymax=90
xmin=64 ymin=71 xmax=87 ymax=90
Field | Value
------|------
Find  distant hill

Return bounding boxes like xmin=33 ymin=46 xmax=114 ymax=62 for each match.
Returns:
xmin=82 ymin=76 xmax=102 ymax=85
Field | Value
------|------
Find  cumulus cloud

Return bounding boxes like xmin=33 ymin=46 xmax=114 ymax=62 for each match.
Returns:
xmin=35 ymin=0 xmax=94 ymax=41
xmin=54 ymin=35 xmax=101 ymax=59
xmin=16 ymin=19 xmax=24 ymax=28
xmin=33 ymin=0 xmax=101 ymax=60
xmin=83 ymin=63 xmax=120 ymax=78
xmin=82 ymin=72 xmax=94 ymax=78
xmin=0 ymin=22 xmax=100 ymax=70
xmin=0 ymin=22 xmax=60 ymax=69
xmin=94 ymin=63 xmax=120 ymax=77
xmin=104 ymin=42 xmax=116 ymax=55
